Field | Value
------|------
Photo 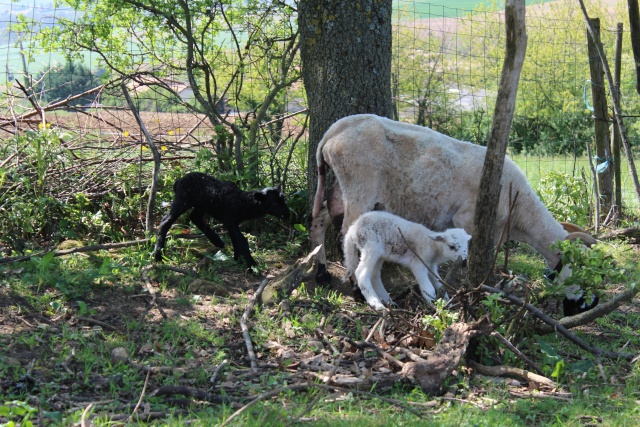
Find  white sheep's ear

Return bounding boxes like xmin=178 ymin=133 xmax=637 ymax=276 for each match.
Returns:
xmin=431 ymin=235 xmax=445 ymax=242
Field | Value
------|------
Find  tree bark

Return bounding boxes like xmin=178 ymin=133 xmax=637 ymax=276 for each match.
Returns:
xmin=299 ymin=0 xmax=393 ymax=258
xmin=586 ymin=18 xmax=613 ymax=218
xmin=628 ymin=0 xmax=640 ymax=95
xmin=467 ymin=0 xmax=527 ymax=286
xmin=612 ymin=23 xmax=623 ymax=216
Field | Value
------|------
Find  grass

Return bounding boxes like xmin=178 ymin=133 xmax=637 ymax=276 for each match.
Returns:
xmin=1 ymin=228 xmax=639 ymax=426
xmin=512 ymin=153 xmax=640 ymax=216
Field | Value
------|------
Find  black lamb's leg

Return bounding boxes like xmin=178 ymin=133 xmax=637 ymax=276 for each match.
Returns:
xmin=225 ymin=223 xmax=257 ymax=267
xmin=155 ymin=201 xmax=189 ymax=262
xmin=189 ymin=209 xmax=225 ymax=248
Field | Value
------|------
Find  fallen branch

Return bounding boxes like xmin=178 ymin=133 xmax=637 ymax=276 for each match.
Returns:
xmin=343 ymin=336 xmax=405 ymax=369
xmin=401 ymin=316 xmax=493 ymax=395
xmin=535 ymin=285 xmax=639 ymax=334
xmin=148 ymin=385 xmax=237 ymax=403
xmin=242 ymin=278 xmax=271 ymax=370
xmin=490 ymin=331 xmax=545 ymax=376
xmin=467 ymin=360 xmax=556 ymax=389
xmin=0 ymin=239 xmax=151 ymax=265
xmin=481 ymin=285 xmax=636 ymax=360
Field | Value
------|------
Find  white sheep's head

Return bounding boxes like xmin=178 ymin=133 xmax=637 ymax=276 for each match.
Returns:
xmin=431 ymin=228 xmax=472 ymax=261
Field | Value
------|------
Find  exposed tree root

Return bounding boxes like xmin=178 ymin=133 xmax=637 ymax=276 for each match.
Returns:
xmin=401 ymin=316 xmax=493 ymax=395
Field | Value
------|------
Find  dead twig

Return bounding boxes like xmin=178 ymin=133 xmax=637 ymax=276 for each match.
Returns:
xmin=77 ymin=316 xmax=120 ymax=332
xmin=148 ymin=385 xmax=237 ymax=403
xmin=467 ymin=360 xmax=556 ymax=389
xmin=210 ymin=359 xmax=228 ymax=385
xmin=490 ymin=331 xmax=545 ymax=376
xmin=128 ymin=371 xmax=151 ymax=423
xmin=242 ymin=278 xmax=271 ymax=370
xmin=80 ymin=403 xmax=93 ymax=427
xmin=343 ymin=336 xmax=405 ymax=369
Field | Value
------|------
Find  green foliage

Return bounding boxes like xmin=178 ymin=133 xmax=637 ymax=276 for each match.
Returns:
xmin=36 ymin=61 xmax=100 ymax=106
xmin=545 ymin=239 xmax=628 ymax=304
xmin=422 ymin=299 xmax=460 ymax=342
xmin=536 ymin=171 xmax=591 ymax=227
xmin=538 ymin=338 xmax=594 ymax=382
xmin=0 ymin=400 xmax=38 ymax=427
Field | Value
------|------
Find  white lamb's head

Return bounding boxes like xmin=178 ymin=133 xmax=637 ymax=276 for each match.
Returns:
xmin=431 ymin=228 xmax=471 ymax=261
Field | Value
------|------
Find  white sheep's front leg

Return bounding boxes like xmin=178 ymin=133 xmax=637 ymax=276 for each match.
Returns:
xmin=371 ymin=258 xmax=393 ymax=306
xmin=427 ymin=265 xmax=449 ymax=300
xmin=355 ymin=251 xmax=386 ymax=310
xmin=408 ymin=260 xmax=437 ymax=303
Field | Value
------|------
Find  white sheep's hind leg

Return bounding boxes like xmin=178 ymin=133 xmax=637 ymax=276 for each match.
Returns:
xmin=371 ymin=258 xmax=393 ymax=306
xmin=408 ymin=261 xmax=437 ymax=303
xmin=355 ymin=251 xmax=386 ymax=310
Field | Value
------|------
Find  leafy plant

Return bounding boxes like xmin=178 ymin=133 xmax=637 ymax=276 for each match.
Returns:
xmin=537 ymin=171 xmax=591 ymax=227
xmin=422 ymin=299 xmax=460 ymax=342
xmin=0 ymin=400 xmax=38 ymax=427
xmin=546 ymin=239 xmax=627 ymax=303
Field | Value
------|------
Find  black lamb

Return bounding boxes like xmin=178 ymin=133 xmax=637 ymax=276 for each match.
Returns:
xmin=154 ymin=172 xmax=290 ymax=266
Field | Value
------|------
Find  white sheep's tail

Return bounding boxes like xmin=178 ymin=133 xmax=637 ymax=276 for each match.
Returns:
xmin=341 ymin=229 xmax=359 ymax=283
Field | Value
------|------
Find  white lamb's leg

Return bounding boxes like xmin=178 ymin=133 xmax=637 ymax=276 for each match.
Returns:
xmin=427 ymin=265 xmax=448 ymax=300
xmin=355 ymin=251 xmax=386 ymax=310
xmin=371 ymin=258 xmax=392 ymax=306
xmin=408 ymin=261 xmax=437 ymax=303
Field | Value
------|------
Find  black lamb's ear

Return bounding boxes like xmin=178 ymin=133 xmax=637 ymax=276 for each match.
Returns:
xmin=276 ymin=183 xmax=282 ymax=191
xmin=254 ymin=191 xmax=266 ymax=201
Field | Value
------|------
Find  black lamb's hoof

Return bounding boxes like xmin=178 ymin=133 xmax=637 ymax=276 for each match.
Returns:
xmin=563 ymin=295 xmax=599 ymax=317
xmin=351 ymin=284 xmax=366 ymax=303
xmin=315 ymin=264 xmax=332 ymax=287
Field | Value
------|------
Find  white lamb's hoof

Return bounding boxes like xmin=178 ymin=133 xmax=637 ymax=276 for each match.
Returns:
xmin=385 ymin=299 xmax=398 ymax=308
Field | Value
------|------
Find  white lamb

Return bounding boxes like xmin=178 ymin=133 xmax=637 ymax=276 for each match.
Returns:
xmin=343 ymin=211 xmax=471 ymax=310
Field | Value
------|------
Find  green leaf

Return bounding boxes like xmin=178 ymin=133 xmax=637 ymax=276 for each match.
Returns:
xmin=567 ymin=359 xmax=594 ymax=373
xmin=551 ymin=360 xmax=565 ymax=379
xmin=537 ymin=338 xmax=560 ymax=360
xmin=293 ymin=223 xmax=306 ymax=232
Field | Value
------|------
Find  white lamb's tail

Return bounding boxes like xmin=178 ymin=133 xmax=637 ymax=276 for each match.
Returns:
xmin=341 ymin=229 xmax=359 ymax=283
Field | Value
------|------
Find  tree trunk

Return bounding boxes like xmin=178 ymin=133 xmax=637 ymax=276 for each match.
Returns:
xmin=587 ymin=18 xmax=613 ymax=219
xmin=299 ymin=0 xmax=393 ymax=258
xmin=628 ymin=0 xmax=640 ymax=95
xmin=467 ymin=0 xmax=527 ymax=286
xmin=612 ymin=23 xmax=623 ymax=218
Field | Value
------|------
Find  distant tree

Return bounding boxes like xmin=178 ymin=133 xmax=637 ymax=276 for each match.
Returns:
xmin=37 ymin=61 xmax=99 ymax=106
xmin=37 ymin=0 xmax=300 ymax=186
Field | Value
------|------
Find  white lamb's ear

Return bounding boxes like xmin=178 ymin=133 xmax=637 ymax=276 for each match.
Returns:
xmin=431 ymin=235 xmax=445 ymax=242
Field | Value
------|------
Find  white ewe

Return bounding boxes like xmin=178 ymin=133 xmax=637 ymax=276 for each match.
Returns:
xmin=343 ymin=211 xmax=471 ymax=310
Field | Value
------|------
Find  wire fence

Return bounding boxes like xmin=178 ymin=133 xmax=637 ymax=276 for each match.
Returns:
xmin=1 ymin=0 xmax=638 ymax=218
